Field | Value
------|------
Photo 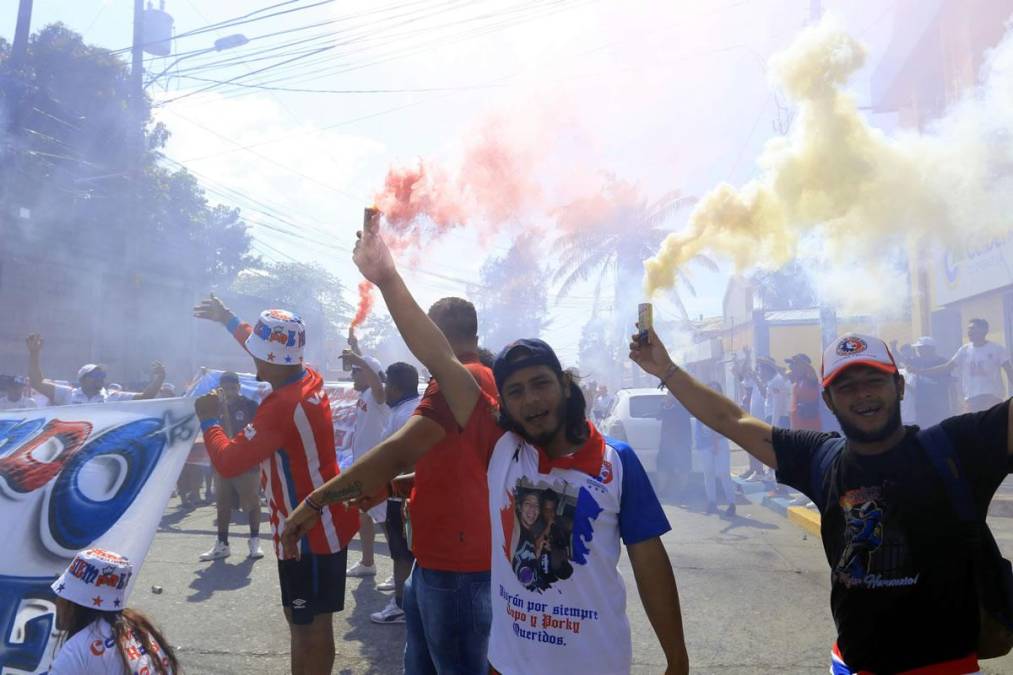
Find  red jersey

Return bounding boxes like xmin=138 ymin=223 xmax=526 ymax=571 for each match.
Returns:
xmin=203 ymin=319 xmax=359 ymax=558
xmin=410 ymin=357 xmax=498 ymax=572
xmin=790 ymin=377 xmax=822 ymax=431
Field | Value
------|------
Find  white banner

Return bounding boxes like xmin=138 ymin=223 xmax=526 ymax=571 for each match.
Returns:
xmin=0 ymin=398 xmax=197 ymax=674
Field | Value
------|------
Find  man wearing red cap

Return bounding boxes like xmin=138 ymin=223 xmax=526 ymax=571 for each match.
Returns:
xmin=631 ymin=329 xmax=1013 ymax=674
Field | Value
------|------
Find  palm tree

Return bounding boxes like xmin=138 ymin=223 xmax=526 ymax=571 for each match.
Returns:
xmin=749 ymin=260 xmax=818 ymax=310
xmin=553 ymin=177 xmax=716 ymax=326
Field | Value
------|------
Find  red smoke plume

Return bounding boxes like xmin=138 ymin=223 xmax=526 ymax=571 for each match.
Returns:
xmin=350 ymin=280 xmax=374 ymax=330
xmin=373 ymin=116 xmax=542 ymax=246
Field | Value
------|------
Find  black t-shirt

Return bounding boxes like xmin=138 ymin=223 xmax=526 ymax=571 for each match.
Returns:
xmin=221 ymin=395 xmax=259 ymax=439
xmin=773 ymin=401 xmax=1011 ymax=672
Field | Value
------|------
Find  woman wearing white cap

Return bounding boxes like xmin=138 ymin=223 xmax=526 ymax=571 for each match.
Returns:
xmin=49 ymin=549 xmax=178 ymax=675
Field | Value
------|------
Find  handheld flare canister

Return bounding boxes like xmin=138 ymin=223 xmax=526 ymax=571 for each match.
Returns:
xmin=637 ymin=303 xmax=653 ymax=346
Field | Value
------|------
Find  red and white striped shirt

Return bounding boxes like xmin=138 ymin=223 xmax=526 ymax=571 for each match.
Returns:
xmin=203 ymin=319 xmax=359 ymax=558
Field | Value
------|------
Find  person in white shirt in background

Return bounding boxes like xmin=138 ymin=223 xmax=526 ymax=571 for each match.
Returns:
xmin=0 ymin=374 xmax=38 ymax=411
xmin=369 ymin=361 xmax=422 ymax=625
xmin=344 ymin=328 xmax=391 ymax=579
xmin=48 ymin=549 xmax=178 ymax=675
xmin=592 ymin=385 xmax=614 ymax=424
xmin=26 ymin=334 xmax=165 ymax=405
xmin=916 ymin=318 xmax=1013 ymax=413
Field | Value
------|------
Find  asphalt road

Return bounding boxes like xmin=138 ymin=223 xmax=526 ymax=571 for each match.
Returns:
xmin=132 ymin=477 xmax=1013 ymax=674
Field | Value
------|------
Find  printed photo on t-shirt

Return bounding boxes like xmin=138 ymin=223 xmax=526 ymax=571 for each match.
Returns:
xmin=504 ymin=477 xmax=604 ymax=593
xmin=834 ymin=485 xmax=916 ymax=590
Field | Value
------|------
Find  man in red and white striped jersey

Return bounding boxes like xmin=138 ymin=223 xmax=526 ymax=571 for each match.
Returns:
xmin=193 ymin=294 xmax=358 ymax=675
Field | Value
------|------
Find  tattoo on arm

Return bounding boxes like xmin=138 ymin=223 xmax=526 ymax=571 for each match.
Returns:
xmin=322 ymin=480 xmax=363 ymax=504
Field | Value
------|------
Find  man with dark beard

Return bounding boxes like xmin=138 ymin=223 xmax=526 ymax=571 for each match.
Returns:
xmin=282 ymin=216 xmax=689 ymax=675
xmin=630 ymin=330 xmax=1013 ymax=675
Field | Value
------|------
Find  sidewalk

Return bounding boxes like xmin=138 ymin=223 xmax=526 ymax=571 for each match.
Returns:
xmin=729 ymin=450 xmax=1013 ymax=542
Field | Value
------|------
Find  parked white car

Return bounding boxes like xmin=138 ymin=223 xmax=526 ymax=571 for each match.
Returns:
xmin=599 ymin=387 xmax=670 ymax=474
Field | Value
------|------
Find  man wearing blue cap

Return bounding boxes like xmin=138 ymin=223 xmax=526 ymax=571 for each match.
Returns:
xmin=282 ymin=216 xmax=688 ymax=675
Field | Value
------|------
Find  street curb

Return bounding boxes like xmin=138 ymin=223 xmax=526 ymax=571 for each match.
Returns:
xmin=732 ymin=475 xmax=822 ymax=537
xmin=788 ymin=506 xmax=821 ymax=536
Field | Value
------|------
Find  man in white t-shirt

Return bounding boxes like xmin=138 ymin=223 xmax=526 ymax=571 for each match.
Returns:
xmin=916 ymin=318 xmax=1013 ymax=413
xmin=283 ymin=220 xmax=689 ymax=674
xmin=26 ymin=334 xmax=165 ymax=405
xmin=343 ymin=339 xmax=391 ymax=579
xmin=592 ymin=386 xmax=614 ymax=424
xmin=0 ymin=375 xmax=38 ymax=411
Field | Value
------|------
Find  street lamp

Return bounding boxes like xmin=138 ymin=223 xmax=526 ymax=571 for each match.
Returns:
xmin=145 ymin=33 xmax=248 ymax=89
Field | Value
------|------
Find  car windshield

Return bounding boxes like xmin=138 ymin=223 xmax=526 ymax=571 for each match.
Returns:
xmin=628 ymin=395 xmax=665 ymax=419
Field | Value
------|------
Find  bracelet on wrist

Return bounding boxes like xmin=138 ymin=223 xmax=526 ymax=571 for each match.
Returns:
xmin=304 ymin=494 xmax=324 ymax=513
xmin=657 ymin=364 xmax=680 ymax=389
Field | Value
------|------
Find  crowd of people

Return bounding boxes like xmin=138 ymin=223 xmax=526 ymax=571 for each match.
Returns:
xmin=6 ymin=217 xmax=1013 ymax=673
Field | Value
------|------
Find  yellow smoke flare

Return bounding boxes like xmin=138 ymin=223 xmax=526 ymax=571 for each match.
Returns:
xmin=644 ymin=15 xmax=995 ymax=297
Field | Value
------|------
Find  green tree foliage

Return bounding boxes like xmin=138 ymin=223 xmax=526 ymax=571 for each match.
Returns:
xmin=232 ymin=261 xmax=351 ymax=335
xmin=748 ymin=260 xmax=818 ymax=310
xmin=1 ymin=23 xmax=254 ymax=286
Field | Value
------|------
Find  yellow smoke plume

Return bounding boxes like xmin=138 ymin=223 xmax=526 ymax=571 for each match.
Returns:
xmin=644 ymin=15 xmax=1009 ymax=300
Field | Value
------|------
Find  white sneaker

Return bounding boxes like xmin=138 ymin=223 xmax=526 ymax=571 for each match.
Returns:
xmin=346 ymin=562 xmax=376 ymax=578
xmin=370 ymin=597 xmax=406 ymax=624
xmin=377 ymin=575 xmax=396 ymax=591
xmin=247 ymin=537 xmax=264 ymax=559
xmin=199 ymin=541 xmax=230 ymax=561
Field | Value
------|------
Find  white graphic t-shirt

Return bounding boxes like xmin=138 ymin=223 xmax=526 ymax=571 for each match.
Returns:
xmin=49 ymin=618 xmax=174 ymax=675
xmin=350 ymin=387 xmax=390 ymax=461
xmin=483 ymin=421 xmax=670 ymax=675
xmin=953 ymin=341 xmax=1008 ymax=400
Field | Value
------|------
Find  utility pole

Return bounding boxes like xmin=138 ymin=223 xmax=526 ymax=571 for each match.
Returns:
xmin=131 ymin=0 xmax=145 ymax=152
xmin=10 ymin=0 xmax=33 ymax=69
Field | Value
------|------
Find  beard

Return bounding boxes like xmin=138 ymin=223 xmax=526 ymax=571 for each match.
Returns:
xmin=514 ymin=398 xmax=568 ymax=447
xmin=834 ymin=398 xmax=904 ymax=443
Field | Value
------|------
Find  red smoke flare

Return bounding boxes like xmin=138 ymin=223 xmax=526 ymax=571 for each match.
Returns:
xmin=350 ymin=280 xmax=374 ymax=329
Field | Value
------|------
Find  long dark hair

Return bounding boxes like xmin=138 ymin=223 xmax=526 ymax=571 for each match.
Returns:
xmin=61 ymin=604 xmax=179 ymax=675
xmin=498 ymin=370 xmax=589 ymax=446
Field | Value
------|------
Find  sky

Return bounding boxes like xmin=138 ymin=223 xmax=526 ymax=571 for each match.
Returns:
xmin=2 ymin=0 xmax=900 ymax=364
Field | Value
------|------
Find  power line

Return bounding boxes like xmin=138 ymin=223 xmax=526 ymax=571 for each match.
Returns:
xmin=110 ymin=0 xmax=335 ymax=55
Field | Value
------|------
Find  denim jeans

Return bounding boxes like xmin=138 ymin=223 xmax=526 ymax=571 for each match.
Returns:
xmin=403 ymin=564 xmax=491 ymax=675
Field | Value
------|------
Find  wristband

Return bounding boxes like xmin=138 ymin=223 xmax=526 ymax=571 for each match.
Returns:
xmin=657 ymin=364 xmax=679 ymax=389
xmin=304 ymin=494 xmax=324 ymax=513
xmin=200 ymin=417 xmax=221 ymax=432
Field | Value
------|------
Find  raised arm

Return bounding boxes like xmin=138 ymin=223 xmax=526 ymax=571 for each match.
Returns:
xmin=193 ymin=294 xmax=253 ymax=352
xmin=132 ymin=361 xmax=166 ymax=400
xmin=917 ymin=351 xmax=959 ymax=376
xmin=347 ymin=326 xmax=362 ymax=356
xmin=353 ymin=211 xmax=479 ymax=427
xmin=26 ymin=335 xmax=56 ymax=402
xmin=342 ymin=350 xmax=386 ymax=405
xmin=281 ymin=415 xmax=447 ymax=558
xmin=630 ymin=328 xmax=776 ymax=468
